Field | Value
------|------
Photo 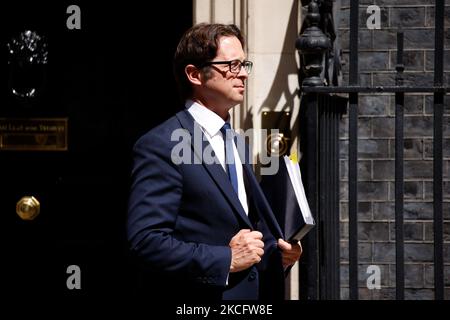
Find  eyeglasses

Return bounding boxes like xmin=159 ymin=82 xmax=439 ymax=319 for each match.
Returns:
xmin=201 ymin=59 xmax=253 ymax=75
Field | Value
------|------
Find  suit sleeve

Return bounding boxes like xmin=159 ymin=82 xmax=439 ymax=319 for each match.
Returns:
xmin=127 ymin=132 xmax=231 ymax=287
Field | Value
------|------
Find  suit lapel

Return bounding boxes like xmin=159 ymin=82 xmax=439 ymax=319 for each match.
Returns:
xmin=242 ymin=163 xmax=284 ymax=239
xmin=234 ymin=133 xmax=284 ymax=239
xmin=176 ymin=110 xmax=253 ymax=228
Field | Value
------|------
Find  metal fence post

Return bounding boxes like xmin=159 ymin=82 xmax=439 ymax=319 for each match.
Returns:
xmin=297 ymin=0 xmax=343 ymax=299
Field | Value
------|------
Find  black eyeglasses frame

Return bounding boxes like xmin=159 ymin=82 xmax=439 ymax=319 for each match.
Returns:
xmin=200 ymin=59 xmax=253 ymax=74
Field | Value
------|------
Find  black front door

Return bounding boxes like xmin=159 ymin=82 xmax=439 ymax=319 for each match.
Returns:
xmin=0 ymin=1 xmax=192 ymax=299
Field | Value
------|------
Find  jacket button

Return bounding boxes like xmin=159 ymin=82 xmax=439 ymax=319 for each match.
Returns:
xmin=248 ymin=271 xmax=256 ymax=281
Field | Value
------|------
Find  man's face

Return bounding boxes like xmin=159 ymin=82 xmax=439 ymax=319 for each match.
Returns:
xmin=201 ymin=36 xmax=248 ymax=113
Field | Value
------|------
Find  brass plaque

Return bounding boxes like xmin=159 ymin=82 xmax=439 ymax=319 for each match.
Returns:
xmin=0 ymin=118 xmax=68 ymax=151
xmin=261 ymin=111 xmax=292 ymax=157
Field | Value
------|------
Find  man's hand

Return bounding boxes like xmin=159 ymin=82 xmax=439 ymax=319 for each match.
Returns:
xmin=229 ymin=229 xmax=264 ymax=273
xmin=278 ymin=239 xmax=302 ymax=268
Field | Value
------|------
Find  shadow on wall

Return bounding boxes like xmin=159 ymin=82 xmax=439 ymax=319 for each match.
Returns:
xmin=244 ymin=0 xmax=301 ymax=175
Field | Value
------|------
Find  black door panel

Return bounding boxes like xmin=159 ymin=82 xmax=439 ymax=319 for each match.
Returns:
xmin=0 ymin=1 xmax=192 ymax=299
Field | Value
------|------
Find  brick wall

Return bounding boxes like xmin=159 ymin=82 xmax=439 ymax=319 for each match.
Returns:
xmin=338 ymin=0 xmax=450 ymax=299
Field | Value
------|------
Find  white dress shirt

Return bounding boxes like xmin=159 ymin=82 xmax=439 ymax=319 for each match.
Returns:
xmin=187 ymin=100 xmax=249 ymax=215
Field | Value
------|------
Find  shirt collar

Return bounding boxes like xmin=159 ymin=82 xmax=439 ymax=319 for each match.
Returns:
xmin=186 ymin=100 xmax=228 ymax=138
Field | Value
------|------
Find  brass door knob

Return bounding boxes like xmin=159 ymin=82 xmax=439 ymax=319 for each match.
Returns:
xmin=16 ymin=196 xmax=40 ymax=221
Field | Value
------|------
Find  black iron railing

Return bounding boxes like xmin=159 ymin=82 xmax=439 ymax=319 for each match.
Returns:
xmin=296 ymin=0 xmax=447 ymax=300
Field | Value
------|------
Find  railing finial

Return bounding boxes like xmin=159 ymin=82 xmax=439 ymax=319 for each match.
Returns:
xmin=296 ymin=0 xmax=331 ymax=87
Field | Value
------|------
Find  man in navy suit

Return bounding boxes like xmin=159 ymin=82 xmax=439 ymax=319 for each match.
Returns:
xmin=127 ymin=23 xmax=302 ymax=301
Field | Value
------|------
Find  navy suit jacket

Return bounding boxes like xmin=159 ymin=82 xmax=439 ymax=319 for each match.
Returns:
xmin=127 ymin=109 xmax=285 ymax=301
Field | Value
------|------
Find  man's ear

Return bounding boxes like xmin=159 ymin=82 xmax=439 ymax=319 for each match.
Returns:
xmin=185 ymin=64 xmax=202 ymax=86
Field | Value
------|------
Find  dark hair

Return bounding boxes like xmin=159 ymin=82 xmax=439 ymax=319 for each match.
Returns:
xmin=173 ymin=23 xmax=245 ymax=101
